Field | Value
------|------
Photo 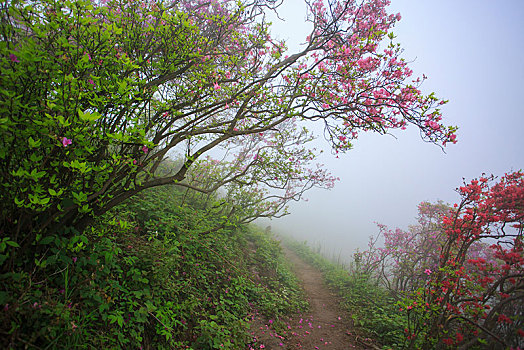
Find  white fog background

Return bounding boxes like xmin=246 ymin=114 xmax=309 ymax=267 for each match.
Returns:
xmin=260 ymin=0 xmax=524 ymax=261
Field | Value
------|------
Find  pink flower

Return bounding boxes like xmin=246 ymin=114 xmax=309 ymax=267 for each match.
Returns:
xmin=9 ymin=54 xmax=19 ymax=63
xmin=88 ymin=78 xmax=95 ymax=86
xmin=213 ymin=82 xmax=221 ymax=90
xmin=61 ymin=137 xmax=72 ymax=147
xmin=260 ymin=345 xmax=265 ymax=349
xmin=428 ymin=121 xmax=440 ymax=130
xmin=142 ymin=145 xmax=149 ymax=154
xmin=424 ymin=268 xmax=432 ymax=275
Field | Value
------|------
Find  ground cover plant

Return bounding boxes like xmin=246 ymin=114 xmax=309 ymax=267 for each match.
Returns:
xmin=1 ymin=184 xmax=307 ymax=348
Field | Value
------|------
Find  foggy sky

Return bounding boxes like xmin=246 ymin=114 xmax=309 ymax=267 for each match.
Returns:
xmin=262 ymin=0 xmax=524 ymax=259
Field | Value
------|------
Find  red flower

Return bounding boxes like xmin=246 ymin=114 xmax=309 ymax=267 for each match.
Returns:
xmin=497 ymin=314 xmax=512 ymax=324
xmin=442 ymin=338 xmax=453 ymax=346
xmin=456 ymin=332 xmax=464 ymax=342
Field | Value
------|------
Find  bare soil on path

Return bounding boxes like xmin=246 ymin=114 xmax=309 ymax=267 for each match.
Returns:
xmin=249 ymin=245 xmax=380 ymax=350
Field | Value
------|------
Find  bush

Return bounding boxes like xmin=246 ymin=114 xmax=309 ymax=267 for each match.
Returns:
xmin=1 ymin=185 xmax=306 ymax=349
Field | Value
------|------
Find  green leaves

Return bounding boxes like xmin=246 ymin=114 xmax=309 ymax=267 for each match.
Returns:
xmin=0 ymin=237 xmax=20 ymax=251
xmin=38 ymin=235 xmax=55 ymax=245
xmin=63 ymin=159 xmax=91 ymax=174
xmin=108 ymin=311 xmax=125 ymax=328
xmin=28 ymin=136 xmax=41 ymax=148
xmin=29 ymin=193 xmax=50 ymax=206
xmin=71 ymin=191 xmax=87 ymax=204
xmin=78 ymin=109 xmax=101 ymax=122
xmin=49 ymin=188 xmax=64 ymax=196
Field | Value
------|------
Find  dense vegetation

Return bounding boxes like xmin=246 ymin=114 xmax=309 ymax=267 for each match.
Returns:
xmin=285 ymin=173 xmax=523 ymax=350
xmin=1 ymin=184 xmax=307 ymax=348
xmin=9 ymin=0 xmax=521 ymax=349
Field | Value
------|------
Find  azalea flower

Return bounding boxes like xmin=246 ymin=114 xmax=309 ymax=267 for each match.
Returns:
xmin=61 ymin=137 xmax=72 ymax=147
xmin=9 ymin=54 xmax=19 ymax=63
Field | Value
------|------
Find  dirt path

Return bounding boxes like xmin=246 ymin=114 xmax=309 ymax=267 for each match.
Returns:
xmin=249 ymin=246 xmax=378 ymax=350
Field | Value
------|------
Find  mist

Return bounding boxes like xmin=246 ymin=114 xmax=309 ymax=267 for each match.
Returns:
xmin=261 ymin=0 xmax=524 ymax=260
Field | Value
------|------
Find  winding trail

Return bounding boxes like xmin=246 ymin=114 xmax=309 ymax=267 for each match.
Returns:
xmin=249 ymin=245 xmax=379 ymax=349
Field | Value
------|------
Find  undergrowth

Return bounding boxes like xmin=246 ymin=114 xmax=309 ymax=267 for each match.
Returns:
xmin=1 ymin=186 xmax=305 ymax=349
